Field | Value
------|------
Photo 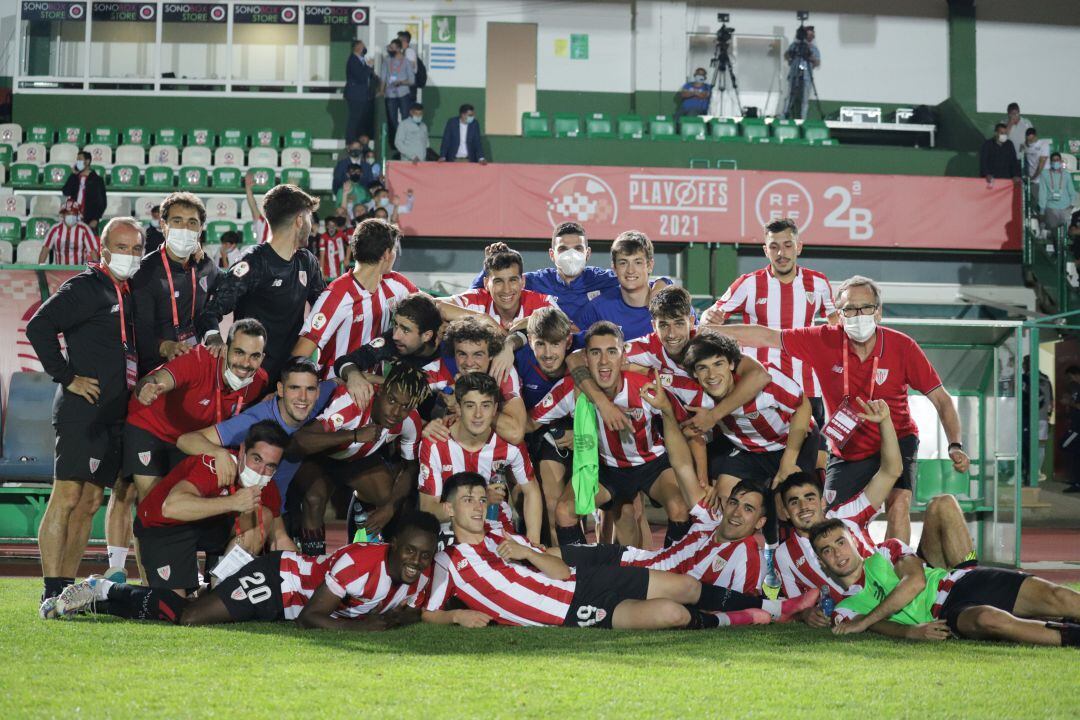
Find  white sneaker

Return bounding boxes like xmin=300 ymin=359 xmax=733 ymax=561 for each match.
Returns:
xmin=54 ymin=576 xmax=103 ymax=618
xmin=39 ymin=596 xmax=59 ymax=620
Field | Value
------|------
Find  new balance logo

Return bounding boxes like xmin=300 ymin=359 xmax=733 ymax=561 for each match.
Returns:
xmin=271 ymin=279 xmax=283 ymax=287
xmin=756 ymin=298 xmax=769 ymax=305
xmin=831 ymin=365 xmax=844 ymax=374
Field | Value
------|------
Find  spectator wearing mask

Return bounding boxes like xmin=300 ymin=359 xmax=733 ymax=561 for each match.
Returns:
xmin=361 ymin=149 xmax=382 ymax=186
xmin=145 ymin=205 xmax=165 ymax=254
xmin=395 ymin=102 xmax=433 ymax=163
xmin=319 ymin=215 xmax=351 ymax=280
xmin=61 ymin=150 xmax=107 ymax=230
xmin=1004 ymin=102 xmax=1033 ymax=160
xmin=438 ymin=104 xmax=486 ymax=164
xmin=979 ymin=123 xmax=1021 ymax=187
xmin=332 ymin=140 xmax=365 ymax=195
xmin=1038 ymin=152 xmax=1077 ymax=234
xmin=397 ymin=30 xmax=419 ymax=106
xmin=219 ymin=230 xmax=242 ymax=270
xmin=1023 ymin=128 xmax=1051 ymax=208
xmin=380 ymin=38 xmax=414 ymax=141
xmin=676 ymin=67 xmax=711 ymax=119
xmin=370 ymin=185 xmax=414 ymax=226
xmin=336 ymin=167 xmax=371 ymax=221
xmin=344 ymin=40 xmax=375 ymax=144
xmin=39 ymin=201 xmax=99 ymax=266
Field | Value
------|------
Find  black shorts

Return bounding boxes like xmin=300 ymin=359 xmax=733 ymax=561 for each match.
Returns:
xmin=121 ymin=423 xmax=186 ymax=478
xmin=598 ymin=454 xmax=671 ymax=508
xmin=706 ymin=434 xmax=735 ymax=482
xmin=560 ymin=543 xmax=626 ymax=568
xmin=213 ymin=551 xmax=286 ymax=622
xmin=318 ymin=450 xmax=391 ymax=488
xmin=53 ymin=420 xmax=123 ymax=485
xmin=563 ymin=564 xmax=650 ymax=629
xmin=134 ymin=517 xmax=232 ymax=590
xmin=938 ymin=567 xmax=1031 ymax=636
xmin=809 ymin=398 xmax=827 ymax=452
xmin=718 ymin=429 xmax=820 ymax=485
xmin=824 ymin=434 xmax=918 ymax=508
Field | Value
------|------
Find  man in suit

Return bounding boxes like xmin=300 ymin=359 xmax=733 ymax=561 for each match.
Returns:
xmin=344 ymin=40 xmax=375 ymax=144
xmin=438 ymin=104 xmax=487 ymax=164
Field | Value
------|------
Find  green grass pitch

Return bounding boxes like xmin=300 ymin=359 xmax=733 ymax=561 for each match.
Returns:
xmin=1 ymin=578 xmax=1078 ymax=719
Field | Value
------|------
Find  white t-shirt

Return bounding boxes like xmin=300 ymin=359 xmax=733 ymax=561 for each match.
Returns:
xmin=1024 ymin=138 xmax=1050 ymax=181
xmin=457 ymin=121 xmax=470 ymax=158
xmin=404 ymin=46 xmax=418 ymax=71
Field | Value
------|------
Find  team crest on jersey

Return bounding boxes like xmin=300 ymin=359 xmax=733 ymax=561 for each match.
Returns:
xmin=299 ymin=270 xmax=308 ymax=287
xmin=491 ymin=460 xmax=508 ymax=473
xmin=627 ymin=408 xmax=643 ymax=422
xmin=824 ymin=489 xmax=836 ymax=505
xmin=199 ymin=276 xmax=208 ymax=292
xmin=329 ymin=413 xmax=345 ymax=430
xmin=831 ymin=365 xmax=844 ymax=374
xmin=230 ymin=587 xmax=246 ymax=601
xmin=138 ymin=451 xmax=151 ymax=466
xmin=310 ymin=313 xmax=327 ymax=331
xmin=199 ymin=398 xmax=211 ymax=406
xmin=371 ymin=337 xmax=386 ymax=348
xmin=232 ymin=261 xmax=250 ymax=277
xmin=157 ymin=565 xmax=171 ymax=581
xmin=587 ymin=291 xmax=601 ymax=301
xmin=419 ymin=465 xmax=430 ymax=481
xmin=88 ymin=457 xmax=100 ymax=473
xmin=875 ymin=368 xmax=890 ymax=385
xmin=711 ymin=556 xmax=728 ymax=573
xmin=744 ymin=411 xmax=761 ymax=420
xmin=795 ymin=556 xmax=807 ymax=567
xmin=658 ymin=373 xmax=673 ymax=387
xmin=540 ymin=393 xmax=554 ymax=409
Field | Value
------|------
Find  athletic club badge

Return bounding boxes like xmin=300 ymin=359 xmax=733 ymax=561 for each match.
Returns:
xmin=232 ymin=261 xmax=249 ymax=277
xmin=88 ymin=457 xmax=100 ymax=473
xmin=875 ymin=368 xmax=890 ymax=385
xmin=138 ymin=451 xmax=152 ymax=466
xmin=231 ymin=587 xmax=246 ymax=601
xmin=157 ymin=565 xmax=171 ymax=581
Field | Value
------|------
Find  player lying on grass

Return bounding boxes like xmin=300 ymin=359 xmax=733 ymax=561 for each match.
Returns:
xmin=553 ymin=371 xmax=766 ymax=596
xmin=420 ymin=471 xmax=819 ymax=629
xmin=45 ymin=511 xmax=441 ymax=632
xmin=809 ymin=520 xmax=1080 ymax=646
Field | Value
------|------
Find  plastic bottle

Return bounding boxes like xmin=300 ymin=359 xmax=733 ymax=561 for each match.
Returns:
xmin=819 ymin=585 xmax=835 ymax=618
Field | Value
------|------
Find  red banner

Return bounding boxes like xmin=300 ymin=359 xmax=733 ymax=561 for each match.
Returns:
xmin=387 ymin=162 xmax=1021 ymax=250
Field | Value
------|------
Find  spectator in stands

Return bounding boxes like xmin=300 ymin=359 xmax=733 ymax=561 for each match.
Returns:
xmin=61 ymin=150 xmax=106 ymax=230
xmin=1004 ymin=102 xmax=1033 ymax=160
xmin=979 ymin=123 xmax=1021 ymax=186
xmin=27 ymin=217 xmax=144 ymax=606
xmin=332 ymin=140 xmax=365 ymax=195
xmin=362 ymin=147 xmax=383 ymax=185
xmin=371 ymin=185 xmax=414 ymax=226
xmin=39 ymin=201 xmax=98 ymax=266
xmin=398 ymin=30 xmax=419 ymax=106
xmin=395 ymin=102 xmax=433 ymax=162
xmin=244 ymin=172 xmax=271 ymax=245
xmin=145 ymin=205 xmax=165 ymax=254
xmin=1024 ymin=128 xmax=1051 ymax=208
xmin=319 ymin=215 xmax=351 ymax=280
xmin=676 ymin=67 xmax=711 ymax=119
xmin=1038 ymin=152 xmax=1077 ymax=234
xmin=381 ymin=38 xmax=414 ymax=141
xmin=344 ymin=40 xmax=375 ymax=144
xmin=438 ymin=104 xmax=486 ymax=164
xmin=336 ymin=166 xmax=372 ymax=221
xmin=219 ymin=230 xmax=241 ymax=270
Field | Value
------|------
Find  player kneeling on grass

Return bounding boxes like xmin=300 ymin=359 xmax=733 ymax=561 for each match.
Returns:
xmin=421 ymin=471 xmax=819 ymax=629
xmin=48 ymin=512 xmax=440 ymax=631
xmin=809 ymin=520 xmax=1080 ymax=646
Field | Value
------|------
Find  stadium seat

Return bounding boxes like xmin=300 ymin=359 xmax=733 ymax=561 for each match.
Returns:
xmin=49 ymin=143 xmax=78 ymax=165
xmin=241 ymin=220 xmax=259 ymax=245
xmin=30 ymin=195 xmax=60 ymax=217
xmin=710 ymin=118 xmax=741 ymax=141
xmin=1061 ymin=153 xmax=1078 ymax=172
xmin=213 ymin=147 xmax=243 ymax=167
xmin=1072 ymin=173 xmax=1080 ymax=193
xmin=1065 ymin=138 xmax=1080 ymax=155
xmin=104 ymin=196 xmax=131 ymax=217
xmin=220 ymin=128 xmax=245 ymax=148
xmin=914 ymin=459 xmax=978 ymax=510
xmin=0 ymin=143 xmax=11 ymax=166
xmin=212 ymin=167 xmax=243 ymax=190
xmin=522 ymin=112 xmax=551 ymax=138
xmin=16 ymin=143 xmax=47 ymax=166
xmin=0 ymin=373 xmax=57 ymax=480
xmin=58 ymin=126 xmax=85 ymax=145
xmin=0 ymin=240 xmax=12 ymax=263
xmin=247 ymin=167 xmax=275 ymax=192
xmin=206 ymin=219 xmax=238 ymax=245
xmin=109 ymin=164 xmax=140 ymax=189
xmin=120 ymin=127 xmax=148 ymax=148
xmin=133 ymin=196 xmax=159 ymax=219
xmin=280 ymin=167 xmax=310 ymax=189
xmin=553 ymin=113 xmax=582 ymax=138
xmin=147 ymin=144 xmax=179 ymax=167
xmin=206 ymin=197 xmax=237 ymax=220
xmin=280 ymin=148 xmax=310 ymax=168
xmin=25 ymin=125 xmax=53 ymax=145
xmin=247 ymin=147 xmax=277 ymax=168
xmin=802 ymin=120 xmax=830 ymax=143
xmin=679 ymin=116 xmax=707 ymax=141
xmin=772 ymin=119 xmax=801 ymax=142
xmin=143 ymin=166 xmax=175 ymax=191
xmin=283 ymin=129 xmax=311 ymax=148
xmin=0 ymin=217 xmax=22 ymax=243
xmin=617 ymin=115 xmax=645 ymax=139
xmin=178 ymin=166 xmax=209 ymax=190
xmin=187 ymin=128 xmax=214 ymax=147
xmin=585 ymin=113 xmax=615 ymax=139
xmin=16 ymin=239 xmax=43 ymax=264
xmin=41 ymin=164 xmax=71 ymax=189
xmin=84 ymin=143 xmax=111 ymax=165
xmin=155 ymin=127 xmax=182 ymax=147
xmin=0 ymin=123 xmax=23 ymax=146
xmin=741 ymin=118 xmax=769 ymax=142
xmin=182 ymin=146 xmax=212 ymax=167
xmin=1 ymin=194 xmax=27 ymax=217
xmin=250 ymin=129 xmax=279 ymax=148
xmin=115 ymin=144 xmax=146 ymax=165
xmin=9 ymin=163 xmax=40 ymax=188
xmin=91 ymin=127 xmax=119 ymax=148
xmin=91 ymin=163 xmax=106 ymax=178
xmin=649 ymin=115 xmax=678 ymax=141
xmin=25 ymin=216 xmax=52 ymax=240
xmin=810 ymin=138 xmax=838 ymax=146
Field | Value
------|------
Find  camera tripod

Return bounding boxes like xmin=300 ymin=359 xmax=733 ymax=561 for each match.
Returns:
xmin=710 ymin=26 xmax=743 ymax=117
xmin=782 ymin=31 xmax=824 ymax=119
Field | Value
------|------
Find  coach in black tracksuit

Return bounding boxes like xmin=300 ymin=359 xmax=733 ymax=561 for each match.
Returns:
xmin=27 ymin=219 xmax=145 ymax=602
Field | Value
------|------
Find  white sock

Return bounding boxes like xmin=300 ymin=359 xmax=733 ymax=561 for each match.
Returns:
xmin=762 ymin=599 xmax=782 ymax=619
xmin=107 ymin=546 xmax=129 ymax=569
xmin=94 ymin=578 xmax=115 ymax=601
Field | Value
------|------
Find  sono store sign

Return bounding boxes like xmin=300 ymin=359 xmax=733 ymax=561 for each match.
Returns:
xmin=161 ymin=3 xmax=228 ymax=23
xmin=91 ymin=2 xmax=156 ymax=21
xmin=21 ymin=2 xmax=87 ymax=21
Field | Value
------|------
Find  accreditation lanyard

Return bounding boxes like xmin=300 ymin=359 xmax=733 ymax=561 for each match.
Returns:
xmin=161 ymin=252 xmax=197 ymax=344
xmin=95 ymin=263 xmax=137 ymax=390
xmin=842 ymin=344 xmax=880 ymax=402
xmin=823 ymin=340 xmax=880 ymax=450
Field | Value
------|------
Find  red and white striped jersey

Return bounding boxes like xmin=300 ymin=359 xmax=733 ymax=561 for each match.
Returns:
xmin=255 ymin=217 xmax=271 ymax=244
xmin=320 ymin=232 xmax=349 ymax=279
xmin=709 ymin=266 xmax=835 ymax=396
xmin=531 ymin=372 xmax=667 ymax=468
xmin=322 ymin=543 xmax=432 ymax=619
xmin=316 ymin=384 xmax=422 ymax=461
xmin=300 ymin=270 xmax=418 ymax=378
xmin=277 ymin=550 xmax=333 ymax=619
xmin=43 ymin=221 xmax=98 ymax=265
xmin=624 ymin=331 xmax=694 ymax=378
xmin=425 ymin=521 xmax=575 ymax=626
xmin=422 ymin=357 xmax=521 ymax=401
xmin=449 ymin=288 xmax=557 ymax=328
xmin=776 ymin=491 xmax=878 ymax=602
xmin=418 ymin=430 xmax=535 ymax=499
xmin=619 ymin=501 xmax=763 ymax=594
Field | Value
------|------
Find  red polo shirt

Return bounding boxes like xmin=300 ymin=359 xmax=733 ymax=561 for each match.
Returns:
xmin=127 ymin=346 xmax=268 ymax=443
xmin=780 ymin=324 xmax=942 ymax=461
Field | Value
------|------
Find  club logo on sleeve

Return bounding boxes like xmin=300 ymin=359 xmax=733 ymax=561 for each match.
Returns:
xmin=88 ymin=458 xmax=100 ymax=473
xmin=575 ymin=605 xmax=608 ymax=627
xmin=457 ymin=559 xmax=469 ymax=570
xmin=371 ymin=337 xmax=385 ymax=348
xmin=310 ymin=313 xmax=327 ymax=330
xmin=230 ymin=586 xmax=246 ymax=601
xmin=330 ymin=413 xmax=345 ymax=429
xmin=157 ymin=565 xmax=171 ymax=581
xmin=824 ymin=489 xmax=836 ymax=505
xmin=199 ymin=276 xmax=208 ymax=292
xmin=298 ymin=270 xmax=308 ymax=287
xmin=232 ymin=261 xmax=250 ymax=277
xmin=875 ymin=368 xmax=890 ymax=385
xmin=587 ymin=290 xmax=601 ymax=301
xmin=138 ymin=451 xmax=151 ymax=467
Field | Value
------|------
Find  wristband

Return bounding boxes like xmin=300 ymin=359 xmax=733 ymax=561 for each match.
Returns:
xmin=948 ymin=442 xmax=964 ymax=453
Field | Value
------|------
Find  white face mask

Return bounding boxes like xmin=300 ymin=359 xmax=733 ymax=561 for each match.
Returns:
xmin=694 ymin=75 xmax=706 ymax=82
xmin=63 ymin=214 xmax=77 ymax=227
xmin=843 ymin=314 xmax=877 ymax=342
xmin=237 ymin=459 xmax=272 ymax=489
xmin=555 ymin=249 xmax=587 ymax=278
xmin=105 ymin=250 xmax=141 ymax=281
xmin=75 ymin=160 xmax=85 ymax=172
xmin=165 ymin=227 xmax=200 ymax=259
xmin=997 ymin=133 xmax=1008 ymax=143
xmin=223 ymin=363 xmax=254 ymax=391
xmin=378 ymin=197 xmax=390 ymax=208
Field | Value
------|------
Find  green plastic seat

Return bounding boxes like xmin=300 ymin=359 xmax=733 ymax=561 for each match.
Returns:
xmin=283 ymin=129 xmax=311 ymax=149
xmin=585 ymin=113 xmax=614 ymax=139
xmin=155 ymin=127 xmax=182 ymax=147
xmin=206 ymin=220 xmax=238 ymax=245
xmin=143 ymin=166 xmax=175 ymax=191
xmin=59 ymin=126 xmax=84 ymax=145
xmin=0 ymin=144 xmax=12 ymax=166
xmin=802 ymin=120 xmax=830 ymax=143
xmin=1071 ymin=173 xmax=1080 ymax=193
xmin=178 ymin=165 xmax=209 ymax=190
xmin=679 ymin=116 xmax=707 ymax=141
xmin=25 ymin=216 xmax=53 ymax=240
xmin=250 ymin=129 xmax=279 ymax=149
xmin=109 ymin=164 xmax=140 ymax=189
xmin=219 ymin=128 xmax=245 ymax=148
xmin=0 ymin=217 xmax=22 ymax=243
xmin=247 ymin=167 xmax=275 ymax=193
xmin=617 ymin=114 xmax=645 ymax=139
xmin=26 ymin=125 xmax=53 ymax=145
xmin=553 ymin=113 xmax=581 ymax=139
xmin=741 ymin=118 xmax=769 ymax=142
xmin=90 ymin=127 xmax=119 ymax=148
xmin=242 ymin=221 xmax=260 ymax=245
xmin=915 ymin=459 xmax=977 ymax=510
xmin=186 ymin=128 xmax=213 ymax=147
xmin=212 ymin=167 xmax=243 ymax=191
xmin=9 ymin=163 xmax=39 ymax=187
xmin=119 ymin=127 xmax=148 ymax=148
xmin=42 ymin=163 xmax=71 ymax=189
xmin=279 ymin=167 xmax=310 ymax=189
xmin=810 ymin=138 xmax=838 ymax=146
xmin=772 ymin=120 xmax=800 ymax=142
xmin=649 ymin=115 xmax=679 ymax=141
xmin=521 ymin=112 xmax=551 ymax=138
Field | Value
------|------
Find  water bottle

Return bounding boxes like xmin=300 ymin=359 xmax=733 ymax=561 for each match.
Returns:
xmin=818 ymin=584 xmax=835 ymax=618
xmin=352 ymin=509 xmax=382 ymax=544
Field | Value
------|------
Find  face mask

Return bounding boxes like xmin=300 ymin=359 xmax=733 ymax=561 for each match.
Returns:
xmin=997 ymin=133 xmax=1007 ymax=143
xmin=411 ymin=116 xmax=423 ymax=124
xmin=166 ymin=228 xmax=199 ymax=258
xmin=694 ymin=75 xmax=706 ymax=82
xmin=464 ymin=115 xmax=475 ymax=124
xmin=63 ymin=214 xmax=77 ymax=227
xmin=370 ymin=163 xmax=381 ymax=176
xmin=388 ymin=49 xmax=398 ymax=57
xmin=237 ymin=459 xmax=272 ymax=489
xmin=843 ymin=314 xmax=877 ymax=342
xmin=365 ymin=155 xmax=375 ymax=164
xmin=555 ymin=249 xmax=587 ymax=277
xmin=223 ymin=363 xmax=254 ymax=391
xmin=360 ymin=47 xmax=367 ymax=57
xmin=367 ymin=139 xmax=375 ymax=150
xmin=75 ymin=160 xmax=85 ymax=172
xmin=1051 ymin=161 xmax=1063 ymax=171
xmin=378 ymin=197 xmax=390 ymax=208
xmin=105 ymin=250 xmax=141 ymax=281
xmin=349 ymin=149 xmax=362 ymax=159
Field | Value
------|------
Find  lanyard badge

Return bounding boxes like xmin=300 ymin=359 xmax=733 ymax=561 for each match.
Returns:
xmin=822 ymin=347 xmax=879 ymax=450
xmin=161 ymin=252 xmax=198 ymax=346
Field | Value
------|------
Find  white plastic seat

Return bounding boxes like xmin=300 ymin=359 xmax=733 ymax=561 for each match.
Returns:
xmin=83 ymin=143 xmax=112 ymax=165
xmin=104 ymin=196 xmax=131 ymax=217
xmin=16 ymin=142 xmax=47 ymax=166
xmin=147 ymin=144 xmax=179 ymax=167
xmin=182 ymin=146 xmax=212 ymax=166
xmin=48 ymin=143 xmax=78 ymax=165
xmin=16 ymin=239 xmax=44 ymax=264
xmin=0 ymin=240 xmax=13 ymax=263
xmin=206 ymin=197 xmax=238 ymax=220
xmin=1061 ymin=153 xmax=1078 ymax=172
xmin=279 ymin=148 xmax=310 ymax=168
xmin=134 ymin=196 xmax=159 ymax=219
xmin=1 ymin=195 xmax=28 ymax=217
xmin=213 ymin=147 xmax=243 ymax=167
xmin=248 ymin=147 xmax=279 ymax=168
xmin=0 ymin=123 xmax=23 ymax=146
xmin=115 ymin=144 xmax=146 ymax=165
xmin=30 ymin=195 xmax=61 ymax=217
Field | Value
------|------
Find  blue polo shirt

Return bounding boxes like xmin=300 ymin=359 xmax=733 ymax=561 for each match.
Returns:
xmin=575 ymin=294 xmax=654 ymax=345
xmin=514 ymin=344 xmax=572 ymax=411
xmin=680 ymin=82 xmax=711 ymax=114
